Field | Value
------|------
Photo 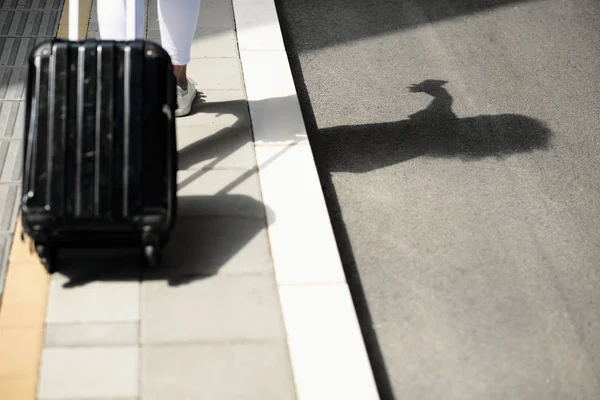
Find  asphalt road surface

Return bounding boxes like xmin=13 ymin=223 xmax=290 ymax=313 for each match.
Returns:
xmin=275 ymin=0 xmax=600 ymax=398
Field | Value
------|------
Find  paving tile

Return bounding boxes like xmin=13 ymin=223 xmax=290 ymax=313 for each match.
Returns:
xmin=0 ymin=183 xmax=18 ymax=233
xmin=45 ymin=271 xmax=140 ymax=324
xmin=0 ymin=101 xmax=25 ymax=139
xmin=0 ymin=37 xmax=45 ymax=67
xmin=278 ymin=284 xmax=379 ymax=400
xmin=0 ymin=376 xmax=37 ymax=400
xmin=0 ymin=327 xmax=44 ymax=377
xmin=176 ymin=89 xmax=250 ymax=129
xmin=178 ymin=125 xmax=255 ymax=171
xmin=37 ymin=346 xmax=139 ymax=399
xmin=147 ymin=26 xmax=238 ymax=59
xmin=0 ymin=68 xmax=27 ymax=100
xmin=146 ymin=216 xmax=273 ymax=281
xmin=85 ymin=29 xmax=100 ymax=40
xmin=240 ymin=51 xmax=308 ymax=144
xmin=233 ymin=0 xmax=285 ymax=51
xmin=44 ymin=322 xmax=139 ymax=347
xmin=191 ymin=26 xmax=238 ymax=58
xmin=147 ymin=0 xmax=234 ymax=30
xmin=199 ymin=0 xmax=235 ymax=28
xmin=89 ymin=0 xmax=97 ymax=19
xmin=141 ymin=274 xmax=285 ymax=343
xmin=8 ymin=221 xmax=34 ymax=263
xmin=0 ymin=261 xmax=49 ymax=328
xmin=0 ymin=10 xmax=59 ymax=37
xmin=142 ymin=342 xmax=296 ymax=400
xmin=0 ymin=139 xmax=22 ymax=183
xmin=254 ymin=143 xmax=346 ymax=284
xmin=1 ymin=0 xmax=62 ymax=10
xmin=187 ymin=58 xmax=243 ymax=90
xmin=177 ymin=169 xmax=264 ymax=217
xmin=0 ymin=234 xmax=9 ymax=293
xmin=86 ymin=18 xmax=98 ymax=32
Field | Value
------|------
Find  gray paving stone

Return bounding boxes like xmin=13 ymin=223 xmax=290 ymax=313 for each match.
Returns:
xmin=0 ymin=36 xmax=45 ymax=66
xmin=142 ymin=342 xmax=297 ymax=400
xmin=1 ymin=0 xmax=62 ymax=10
xmin=87 ymin=18 xmax=98 ymax=32
xmin=178 ymin=125 xmax=255 ymax=171
xmin=145 ymin=216 xmax=273 ymax=282
xmin=187 ymin=58 xmax=244 ymax=90
xmin=0 ymin=233 xmax=9 ymax=297
xmin=147 ymin=0 xmax=234 ymax=30
xmin=44 ymin=322 xmax=139 ymax=347
xmin=147 ymin=25 xmax=238 ymax=58
xmin=38 ymin=346 xmax=139 ymax=399
xmin=0 ymin=138 xmax=22 ymax=182
xmin=176 ymin=89 xmax=251 ymax=129
xmin=141 ymin=274 xmax=285 ymax=343
xmin=0 ymin=10 xmax=59 ymax=37
xmin=86 ymin=29 xmax=100 ymax=40
xmin=46 ymin=271 xmax=140 ymax=324
xmin=0 ymin=67 xmax=27 ymax=99
xmin=0 ymin=100 xmax=25 ymax=138
xmin=177 ymin=169 xmax=265 ymax=217
xmin=0 ymin=183 xmax=18 ymax=232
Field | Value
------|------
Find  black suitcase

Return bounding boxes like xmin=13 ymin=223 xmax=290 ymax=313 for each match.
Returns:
xmin=21 ymin=1 xmax=177 ymax=273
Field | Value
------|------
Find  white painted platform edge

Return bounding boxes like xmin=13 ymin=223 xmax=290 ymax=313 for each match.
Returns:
xmin=231 ymin=1 xmax=381 ymax=399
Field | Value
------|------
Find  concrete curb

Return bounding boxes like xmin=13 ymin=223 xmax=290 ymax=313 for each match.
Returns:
xmin=231 ymin=0 xmax=381 ymax=398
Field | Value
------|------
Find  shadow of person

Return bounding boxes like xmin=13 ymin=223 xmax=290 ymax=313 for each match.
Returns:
xmin=177 ymin=96 xmax=250 ymax=171
xmin=55 ymin=193 xmax=274 ymax=287
xmin=52 ymin=90 xmax=289 ymax=287
xmin=320 ymin=79 xmax=553 ymax=173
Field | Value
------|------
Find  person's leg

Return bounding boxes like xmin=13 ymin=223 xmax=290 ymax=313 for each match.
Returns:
xmin=97 ymin=0 xmax=200 ymax=116
xmin=158 ymin=0 xmax=201 ymax=116
xmin=96 ymin=0 xmax=145 ymax=40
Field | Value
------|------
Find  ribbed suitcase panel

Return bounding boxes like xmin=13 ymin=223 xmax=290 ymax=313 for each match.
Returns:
xmin=30 ymin=52 xmax=50 ymax=210
xmin=123 ymin=43 xmax=145 ymax=219
xmin=96 ymin=43 xmax=115 ymax=219
xmin=49 ymin=42 xmax=68 ymax=218
xmin=78 ymin=41 xmax=98 ymax=218
xmin=22 ymin=39 xmax=176 ymax=240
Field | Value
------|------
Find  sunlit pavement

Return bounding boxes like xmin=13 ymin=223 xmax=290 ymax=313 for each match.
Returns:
xmin=0 ymin=0 xmax=379 ymax=398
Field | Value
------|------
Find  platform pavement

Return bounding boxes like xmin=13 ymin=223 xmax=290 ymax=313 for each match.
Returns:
xmin=0 ymin=0 xmax=383 ymax=398
xmin=0 ymin=0 xmax=299 ymax=398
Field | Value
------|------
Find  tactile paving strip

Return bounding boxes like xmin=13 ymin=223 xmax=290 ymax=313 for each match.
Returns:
xmin=0 ymin=37 xmax=47 ymax=66
xmin=0 ymin=233 xmax=9 ymax=300
xmin=0 ymin=101 xmax=25 ymax=139
xmin=0 ymin=183 xmax=19 ymax=233
xmin=0 ymin=0 xmax=60 ymax=296
xmin=0 ymin=67 xmax=27 ymax=99
xmin=0 ymin=0 xmax=62 ymax=10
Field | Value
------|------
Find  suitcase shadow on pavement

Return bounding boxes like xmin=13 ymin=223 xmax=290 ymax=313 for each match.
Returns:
xmin=319 ymin=80 xmax=554 ymax=173
xmin=55 ymin=95 xmax=276 ymax=288
xmin=56 ymin=194 xmax=273 ymax=288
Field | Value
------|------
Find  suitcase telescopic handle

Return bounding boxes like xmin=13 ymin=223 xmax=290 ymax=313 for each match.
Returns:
xmin=68 ymin=0 xmax=145 ymax=41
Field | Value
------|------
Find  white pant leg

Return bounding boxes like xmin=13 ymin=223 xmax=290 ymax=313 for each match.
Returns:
xmin=96 ymin=0 xmax=144 ymax=40
xmin=157 ymin=0 xmax=201 ymax=65
xmin=97 ymin=0 xmax=200 ymax=65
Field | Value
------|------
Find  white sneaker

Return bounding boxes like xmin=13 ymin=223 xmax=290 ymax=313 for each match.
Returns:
xmin=175 ymin=78 xmax=197 ymax=117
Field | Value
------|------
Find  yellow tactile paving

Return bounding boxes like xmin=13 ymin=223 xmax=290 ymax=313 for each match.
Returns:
xmin=0 ymin=223 xmax=50 ymax=398
xmin=0 ymin=0 xmax=93 ymax=397
xmin=0 ymin=259 xmax=50 ymax=329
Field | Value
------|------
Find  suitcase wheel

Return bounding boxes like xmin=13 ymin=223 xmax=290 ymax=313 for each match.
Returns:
xmin=142 ymin=244 xmax=162 ymax=268
xmin=36 ymin=244 xmax=58 ymax=274
xmin=141 ymin=232 xmax=163 ymax=269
